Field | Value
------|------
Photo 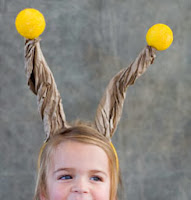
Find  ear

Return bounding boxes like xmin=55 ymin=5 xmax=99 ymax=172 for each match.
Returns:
xmin=39 ymin=192 xmax=47 ymax=200
xmin=25 ymin=39 xmax=70 ymax=141
xmin=39 ymin=187 xmax=48 ymax=200
xmin=95 ymin=46 xmax=156 ymax=139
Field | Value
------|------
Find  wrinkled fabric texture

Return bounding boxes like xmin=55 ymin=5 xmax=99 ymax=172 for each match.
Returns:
xmin=95 ymin=46 xmax=156 ymax=139
xmin=25 ymin=39 xmax=69 ymax=141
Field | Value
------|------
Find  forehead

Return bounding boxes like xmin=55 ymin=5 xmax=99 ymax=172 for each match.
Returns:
xmin=49 ymin=140 xmax=109 ymax=172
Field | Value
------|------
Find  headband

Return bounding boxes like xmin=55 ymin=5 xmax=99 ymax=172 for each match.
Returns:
xmin=25 ymin=38 xmax=155 ymax=172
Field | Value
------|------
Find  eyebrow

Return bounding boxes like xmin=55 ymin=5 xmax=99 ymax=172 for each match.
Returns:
xmin=53 ymin=168 xmax=74 ymax=175
xmin=53 ymin=168 xmax=108 ymax=177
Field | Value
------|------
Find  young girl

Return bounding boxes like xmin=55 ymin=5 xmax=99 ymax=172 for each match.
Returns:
xmin=34 ymin=125 xmax=120 ymax=200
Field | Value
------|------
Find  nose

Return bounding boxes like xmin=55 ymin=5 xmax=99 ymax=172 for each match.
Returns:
xmin=71 ymin=177 xmax=89 ymax=194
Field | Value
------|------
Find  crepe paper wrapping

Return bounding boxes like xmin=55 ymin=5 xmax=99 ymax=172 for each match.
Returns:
xmin=25 ymin=38 xmax=69 ymax=141
xmin=95 ymin=45 xmax=156 ymax=139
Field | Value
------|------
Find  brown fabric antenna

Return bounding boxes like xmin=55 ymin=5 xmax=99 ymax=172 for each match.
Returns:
xmin=95 ymin=46 xmax=156 ymax=139
xmin=25 ymin=38 xmax=69 ymax=141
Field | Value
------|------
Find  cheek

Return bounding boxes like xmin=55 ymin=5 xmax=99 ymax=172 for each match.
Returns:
xmin=47 ymin=184 xmax=69 ymax=200
xmin=92 ymin=184 xmax=110 ymax=200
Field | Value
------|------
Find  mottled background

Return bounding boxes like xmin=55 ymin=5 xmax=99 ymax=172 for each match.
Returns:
xmin=0 ymin=0 xmax=191 ymax=199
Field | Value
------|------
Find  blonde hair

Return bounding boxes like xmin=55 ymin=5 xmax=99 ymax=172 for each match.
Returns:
xmin=34 ymin=125 xmax=120 ymax=200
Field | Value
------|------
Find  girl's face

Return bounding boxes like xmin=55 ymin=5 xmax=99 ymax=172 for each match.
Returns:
xmin=41 ymin=140 xmax=111 ymax=200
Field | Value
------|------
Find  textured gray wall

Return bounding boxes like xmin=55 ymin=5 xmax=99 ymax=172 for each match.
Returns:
xmin=0 ymin=0 xmax=191 ymax=199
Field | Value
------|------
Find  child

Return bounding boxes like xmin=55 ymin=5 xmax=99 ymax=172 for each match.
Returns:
xmin=34 ymin=125 xmax=119 ymax=200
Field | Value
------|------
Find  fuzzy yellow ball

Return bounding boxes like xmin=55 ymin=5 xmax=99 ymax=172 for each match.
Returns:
xmin=146 ymin=24 xmax=173 ymax=51
xmin=15 ymin=8 xmax=46 ymax=39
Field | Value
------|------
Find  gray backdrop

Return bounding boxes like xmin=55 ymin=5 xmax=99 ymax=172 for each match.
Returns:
xmin=0 ymin=0 xmax=191 ymax=199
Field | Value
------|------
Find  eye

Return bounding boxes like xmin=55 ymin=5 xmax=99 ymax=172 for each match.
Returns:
xmin=59 ymin=175 xmax=73 ymax=180
xmin=90 ymin=176 xmax=102 ymax=182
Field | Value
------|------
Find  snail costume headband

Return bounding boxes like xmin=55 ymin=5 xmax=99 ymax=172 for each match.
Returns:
xmin=15 ymin=9 xmax=173 ymax=171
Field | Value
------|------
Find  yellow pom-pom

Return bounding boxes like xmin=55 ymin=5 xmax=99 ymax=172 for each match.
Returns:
xmin=146 ymin=23 xmax=173 ymax=51
xmin=15 ymin=8 xmax=46 ymax=39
